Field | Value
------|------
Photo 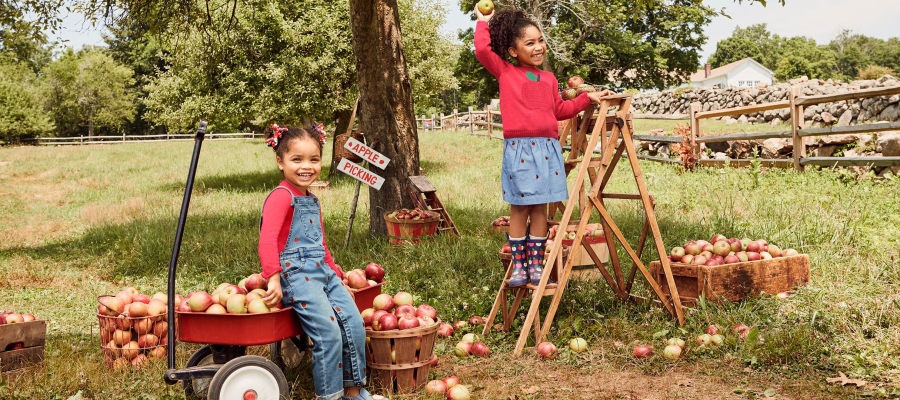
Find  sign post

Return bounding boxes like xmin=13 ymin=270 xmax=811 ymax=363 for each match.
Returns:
xmin=340 ymin=138 xmax=391 ymax=245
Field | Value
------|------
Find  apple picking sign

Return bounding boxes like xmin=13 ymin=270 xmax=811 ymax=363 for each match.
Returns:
xmin=343 ymin=137 xmax=390 ymax=169
xmin=338 ymin=139 xmax=389 ymax=190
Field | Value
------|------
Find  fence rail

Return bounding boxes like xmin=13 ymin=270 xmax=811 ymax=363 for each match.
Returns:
xmin=438 ymin=84 xmax=900 ymax=171
xmin=37 ymin=132 xmax=258 ymax=146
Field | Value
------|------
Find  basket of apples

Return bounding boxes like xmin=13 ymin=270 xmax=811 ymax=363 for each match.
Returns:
xmin=96 ymin=288 xmax=179 ymax=369
xmin=343 ymin=263 xmax=387 ymax=312
xmin=361 ymin=291 xmax=441 ymax=394
xmin=1 ymin=311 xmax=45 ymax=373
xmin=383 ymin=208 xmax=441 ymax=245
xmin=173 ymin=274 xmax=304 ymax=346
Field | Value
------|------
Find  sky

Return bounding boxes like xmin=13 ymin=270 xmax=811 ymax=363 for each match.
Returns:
xmin=56 ymin=0 xmax=900 ymax=64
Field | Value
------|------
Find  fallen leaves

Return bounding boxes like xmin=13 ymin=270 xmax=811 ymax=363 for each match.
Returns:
xmin=826 ymin=372 xmax=868 ymax=388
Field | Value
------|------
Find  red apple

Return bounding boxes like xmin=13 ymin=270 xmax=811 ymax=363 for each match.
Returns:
xmin=138 ymin=333 xmax=159 ymax=348
xmin=219 ymin=285 xmax=242 ymax=306
xmin=113 ymin=329 xmax=132 ymax=346
xmin=153 ymin=321 xmax=168 ymax=337
xmin=783 ymin=248 xmax=799 ymax=257
xmin=188 ymin=291 xmax=213 ymax=312
xmin=122 ymin=341 xmax=141 ymax=360
xmin=134 ymin=318 xmax=153 ymax=335
xmin=149 ymin=346 xmax=167 ymax=360
xmin=128 ymin=302 xmax=149 ymax=318
xmin=471 ymin=342 xmax=490 ymax=357
xmin=361 ymin=308 xmax=375 ymax=326
xmin=684 ymin=243 xmax=701 ymax=256
xmin=469 ymin=316 xmax=484 ymax=325
xmin=454 ymin=341 xmax=472 ymax=357
xmin=705 ymin=325 xmax=719 ymax=335
xmin=692 ymin=255 xmax=707 ymax=265
xmin=443 ymin=376 xmax=461 ymax=388
xmin=99 ymin=297 xmax=125 ymax=316
xmin=177 ymin=299 xmax=192 ymax=313
xmin=244 ymin=273 xmax=268 ymax=291
xmin=347 ymin=269 xmax=367 ymax=289
xmin=501 ymin=244 xmax=511 ymax=253
xmin=567 ymin=75 xmax=584 ymax=88
xmin=151 ymin=292 xmax=168 ymax=304
xmin=147 ymin=300 xmax=167 ymax=321
xmin=378 ymin=314 xmax=399 ymax=331
xmin=632 ymin=345 xmax=652 ymax=359
xmin=133 ymin=294 xmax=151 ymax=304
xmin=364 ymin=263 xmax=385 ymax=282
xmin=670 ymin=247 xmax=685 ymax=261
xmin=398 ymin=314 xmax=420 ymax=330
xmin=724 ymin=255 xmax=740 ymax=264
xmin=426 ymin=379 xmax=447 ymax=395
xmin=416 ymin=304 xmax=437 ymax=320
xmin=680 ymin=254 xmax=694 ymax=264
xmin=710 ymin=234 xmax=727 ymax=244
xmin=394 ymin=304 xmax=416 ymax=319
xmin=701 ymin=243 xmax=714 ymax=253
xmin=453 ymin=320 xmax=468 ymax=330
xmin=536 ymin=342 xmax=557 ymax=359
xmin=5 ymin=313 xmax=24 ymax=324
xmin=372 ymin=310 xmax=389 ymax=330
xmin=372 ymin=294 xmax=394 ymax=312
xmin=747 ymin=252 xmax=761 ymax=261
xmin=115 ymin=290 xmax=133 ymax=305
xmin=767 ymin=244 xmax=782 ymax=257
xmin=746 ymin=241 xmax=761 ymax=253
xmin=712 ymin=241 xmax=731 ymax=256
xmin=22 ymin=314 xmax=35 ymax=322
xmin=438 ymin=323 xmax=454 ymax=338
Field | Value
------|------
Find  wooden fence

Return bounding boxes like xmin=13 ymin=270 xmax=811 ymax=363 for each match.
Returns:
xmin=438 ymin=85 xmax=900 ymax=171
xmin=38 ymin=132 xmax=258 ymax=146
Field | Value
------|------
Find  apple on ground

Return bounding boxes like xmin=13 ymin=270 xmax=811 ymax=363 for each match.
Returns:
xmin=663 ymin=344 xmax=682 ymax=360
xmin=569 ymin=338 xmax=587 ymax=352
xmin=453 ymin=320 xmax=468 ymax=330
xmin=469 ymin=315 xmax=484 ymax=325
xmin=667 ymin=337 xmax=686 ymax=349
xmin=426 ymin=380 xmax=447 ymax=395
xmin=447 ymin=385 xmax=471 ymax=400
xmin=454 ymin=341 xmax=472 ymax=357
xmin=733 ymin=324 xmax=750 ymax=339
xmin=471 ymin=342 xmax=490 ymax=357
xmin=536 ymin=342 xmax=557 ymax=359
xmin=443 ymin=376 xmax=461 ymax=388
xmin=705 ymin=325 xmax=719 ymax=335
xmin=632 ymin=345 xmax=652 ymax=359
xmin=438 ymin=323 xmax=454 ymax=338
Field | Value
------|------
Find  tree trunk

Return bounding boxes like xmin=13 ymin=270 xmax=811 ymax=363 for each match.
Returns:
xmin=348 ymin=0 xmax=419 ymax=235
xmin=329 ymin=108 xmax=354 ymax=180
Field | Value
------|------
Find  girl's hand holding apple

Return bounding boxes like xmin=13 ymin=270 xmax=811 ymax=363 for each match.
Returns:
xmin=474 ymin=1 xmax=492 ymax=22
xmin=264 ymin=274 xmax=283 ymax=308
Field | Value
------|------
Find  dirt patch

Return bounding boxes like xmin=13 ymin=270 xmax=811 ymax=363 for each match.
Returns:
xmin=0 ymin=220 xmax=70 ymax=249
xmin=80 ymin=196 xmax=145 ymax=225
xmin=0 ymin=254 xmax=59 ymax=289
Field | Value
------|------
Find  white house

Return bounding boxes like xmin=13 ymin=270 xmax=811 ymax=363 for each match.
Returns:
xmin=689 ymin=58 xmax=774 ymax=88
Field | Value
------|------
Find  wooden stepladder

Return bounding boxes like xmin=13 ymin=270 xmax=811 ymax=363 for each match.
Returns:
xmin=486 ymin=94 xmax=686 ymax=356
xmin=406 ymin=176 xmax=460 ymax=236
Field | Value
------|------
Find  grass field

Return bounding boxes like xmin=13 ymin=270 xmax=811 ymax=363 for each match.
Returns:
xmin=1 ymin=131 xmax=899 ymax=399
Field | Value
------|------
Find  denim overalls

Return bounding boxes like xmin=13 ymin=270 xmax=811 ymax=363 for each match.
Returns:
xmin=267 ymin=187 xmax=367 ymax=400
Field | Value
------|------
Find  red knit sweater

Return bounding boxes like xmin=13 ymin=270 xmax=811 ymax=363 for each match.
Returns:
xmin=258 ymin=181 xmax=340 ymax=279
xmin=474 ymin=20 xmax=591 ymax=139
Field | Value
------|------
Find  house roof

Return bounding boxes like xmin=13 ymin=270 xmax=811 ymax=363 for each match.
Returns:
xmin=689 ymin=58 xmax=774 ymax=83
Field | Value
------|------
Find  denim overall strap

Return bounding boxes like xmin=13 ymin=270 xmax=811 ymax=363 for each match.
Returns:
xmin=283 ymin=193 xmax=322 ymax=254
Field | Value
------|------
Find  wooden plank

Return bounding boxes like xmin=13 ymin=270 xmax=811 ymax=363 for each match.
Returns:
xmin=633 ymin=135 xmax=683 ymax=143
xmin=690 ymin=103 xmax=702 ymax=156
xmin=694 ymin=100 xmax=791 ymax=120
xmin=694 ymin=131 xmax=792 ymax=143
xmin=637 ymin=155 xmax=682 ymax=164
xmin=801 ymin=157 xmax=900 ymax=167
xmin=796 ymin=85 xmax=900 ymax=106
xmin=697 ymin=159 xmax=793 ymax=168
xmin=624 ymin=216 xmax=650 ymax=295
xmin=632 ymin=114 xmax=690 ymax=120
xmin=1 ymin=346 xmax=44 ymax=373
xmin=0 ymin=320 xmax=47 ymax=350
xmin=799 ymin=121 xmax=900 ymax=137
xmin=407 ymin=176 xmax=436 ymax=193
xmin=791 ymin=86 xmax=805 ymax=171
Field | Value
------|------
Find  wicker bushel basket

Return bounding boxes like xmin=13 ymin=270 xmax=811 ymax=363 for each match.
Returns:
xmin=365 ymin=319 xmax=441 ymax=394
xmin=383 ymin=212 xmax=441 ymax=245
xmin=334 ymin=132 xmax=364 ymax=163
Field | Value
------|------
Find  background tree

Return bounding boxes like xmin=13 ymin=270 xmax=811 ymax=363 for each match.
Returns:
xmin=44 ymin=48 xmax=136 ymax=136
xmin=102 ymin=22 xmax=166 ymax=135
xmin=0 ymin=56 xmax=53 ymax=142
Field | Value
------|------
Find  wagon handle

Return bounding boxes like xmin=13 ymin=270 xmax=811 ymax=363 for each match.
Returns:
xmin=165 ymin=120 xmax=207 ymax=377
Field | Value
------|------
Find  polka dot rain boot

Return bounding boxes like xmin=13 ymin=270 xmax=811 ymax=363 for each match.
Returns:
xmin=527 ymin=236 xmax=547 ymax=285
xmin=507 ymin=235 xmax=528 ymax=287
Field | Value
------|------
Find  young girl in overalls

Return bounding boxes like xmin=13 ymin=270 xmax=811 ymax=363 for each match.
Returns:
xmin=258 ymin=125 xmax=371 ymax=400
xmin=474 ymin=5 xmax=614 ymax=287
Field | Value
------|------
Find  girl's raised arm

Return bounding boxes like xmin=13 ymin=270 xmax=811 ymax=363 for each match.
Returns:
xmin=553 ymin=78 xmax=592 ymax=121
xmin=474 ymin=20 xmax=510 ymax=78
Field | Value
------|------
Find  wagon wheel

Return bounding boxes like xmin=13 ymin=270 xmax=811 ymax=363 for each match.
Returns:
xmin=183 ymin=345 xmax=215 ymax=399
xmin=269 ymin=333 xmax=311 ymax=370
xmin=208 ymin=355 xmax=288 ymax=400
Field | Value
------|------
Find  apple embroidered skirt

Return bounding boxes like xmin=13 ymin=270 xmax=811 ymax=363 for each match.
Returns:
xmin=502 ymin=137 xmax=569 ymax=205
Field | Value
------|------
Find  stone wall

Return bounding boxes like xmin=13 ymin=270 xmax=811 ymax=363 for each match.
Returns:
xmin=633 ymin=75 xmax=900 ymax=126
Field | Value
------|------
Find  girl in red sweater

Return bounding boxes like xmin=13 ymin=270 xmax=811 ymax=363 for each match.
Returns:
xmin=475 ymin=5 xmax=613 ymax=287
xmin=259 ymin=125 xmax=371 ymax=400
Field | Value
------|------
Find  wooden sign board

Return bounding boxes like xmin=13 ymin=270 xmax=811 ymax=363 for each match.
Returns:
xmin=338 ymin=158 xmax=385 ymax=190
xmin=343 ymin=137 xmax=390 ymax=170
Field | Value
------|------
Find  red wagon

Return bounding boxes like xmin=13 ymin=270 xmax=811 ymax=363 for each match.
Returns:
xmin=161 ymin=122 xmax=381 ymax=399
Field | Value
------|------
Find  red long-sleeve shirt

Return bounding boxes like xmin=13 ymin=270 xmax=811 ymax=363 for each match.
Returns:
xmin=258 ymin=181 xmax=341 ymax=279
xmin=474 ymin=20 xmax=591 ymax=139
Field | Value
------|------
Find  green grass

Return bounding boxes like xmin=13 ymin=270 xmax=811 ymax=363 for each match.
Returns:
xmin=2 ymin=132 xmax=899 ymax=398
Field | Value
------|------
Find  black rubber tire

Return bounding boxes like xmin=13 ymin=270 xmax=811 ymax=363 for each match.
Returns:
xmin=207 ymin=355 xmax=288 ymax=400
xmin=182 ymin=345 xmax=214 ymax=399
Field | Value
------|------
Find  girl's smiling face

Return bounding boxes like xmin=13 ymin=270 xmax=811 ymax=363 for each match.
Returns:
xmin=276 ymin=137 xmax=321 ymax=191
xmin=507 ymin=25 xmax=545 ymax=68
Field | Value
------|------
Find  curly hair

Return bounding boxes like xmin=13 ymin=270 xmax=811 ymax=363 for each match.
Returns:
xmin=488 ymin=8 xmax=539 ymax=63
xmin=265 ymin=125 xmax=323 ymax=159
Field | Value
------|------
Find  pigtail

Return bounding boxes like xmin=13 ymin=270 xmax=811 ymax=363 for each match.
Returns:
xmin=488 ymin=9 xmax=537 ymax=62
xmin=266 ymin=124 xmax=289 ymax=151
xmin=265 ymin=124 xmax=325 ymax=158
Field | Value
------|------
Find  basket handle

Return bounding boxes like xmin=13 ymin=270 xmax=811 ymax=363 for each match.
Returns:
xmin=97 ymin=295 xmax=126 ymax=317
xmin=366 ymin=354 xmax=437 ymax=370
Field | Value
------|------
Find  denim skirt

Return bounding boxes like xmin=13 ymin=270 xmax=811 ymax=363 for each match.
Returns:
xmin=501 ymin=137 xmax=569 ymax=205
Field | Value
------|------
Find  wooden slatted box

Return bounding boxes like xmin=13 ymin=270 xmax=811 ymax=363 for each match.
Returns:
xmin=649 ymin=254 xmax=811 ymax=305
xmin=1 ymin=320 xmax=47 ymax=374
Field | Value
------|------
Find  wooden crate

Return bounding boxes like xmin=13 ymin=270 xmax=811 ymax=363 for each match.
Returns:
xmin=1 ymin=320 xmax=47 ymax=374
xmin=649 ymin=254 xmax=810 ymax=305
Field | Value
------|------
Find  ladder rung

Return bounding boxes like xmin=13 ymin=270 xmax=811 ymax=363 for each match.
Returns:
xmin=429 ymin=208 xmax=444 ymax=212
